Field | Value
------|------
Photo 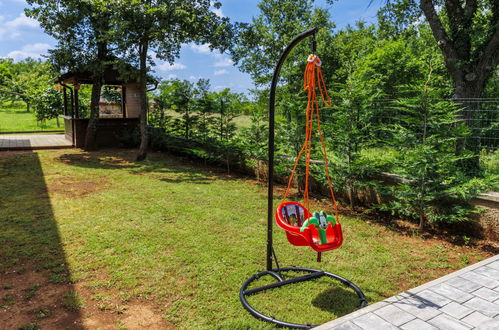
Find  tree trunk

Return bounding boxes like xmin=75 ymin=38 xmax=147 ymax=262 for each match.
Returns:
xmin=453 ymin=79 xmax=483 ymax=175
xmin=136 ymin=39 xmax=149 ymax=161
xmin=84 ymin=39 xmax=107 ymax=151
xmin=419 ymin=0 xmax=499 ymax=176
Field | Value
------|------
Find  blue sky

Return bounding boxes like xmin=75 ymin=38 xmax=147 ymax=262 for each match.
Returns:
xmin=0 ymin=0 xmax=382 ymax=94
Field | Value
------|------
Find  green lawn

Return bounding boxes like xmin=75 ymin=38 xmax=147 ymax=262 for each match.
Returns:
xmin=0 ymin=102 xmax=62 ymax=132
xmin=0 ymin=149 xmax=490 ymax=329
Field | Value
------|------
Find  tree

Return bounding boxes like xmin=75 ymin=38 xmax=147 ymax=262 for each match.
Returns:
xmin=26 ymin=0 xmax=114 ymax=150
xmin=381 ymin=61 xmax=478 ymax=229
xmin=0 ymin=62 xmax=12 ymax=88
xmin=0 ymin=59 xmax=55 ymax=113
xmin=212 ymin=88 xmax=240 ymax=142
xmin=170 ymin=79 xmax=196 ymax=139
xmin=376 ymin=0 xmax=498 ymax=173
xmin=193 ymin=79 xmax=216 ymax=141
xmin=32 ymin=86 xmax=64 ymax=127
xmin=353 ymin=38 xmax=425 ymax=98
xmin=378 ymin=0 xmax=499 ymax=100
xmin=232 ymin=0 xmax=335 ymax=88
xmin=111 ymin=0 xmax=233 ymax=160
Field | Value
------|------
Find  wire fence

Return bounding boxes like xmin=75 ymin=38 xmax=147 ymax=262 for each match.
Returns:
xmin=369 ymin=98 xmax=499 ymax=151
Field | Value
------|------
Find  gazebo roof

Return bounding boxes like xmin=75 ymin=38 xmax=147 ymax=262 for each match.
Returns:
xmin=55 ymin=58 xmax=156 ymax=85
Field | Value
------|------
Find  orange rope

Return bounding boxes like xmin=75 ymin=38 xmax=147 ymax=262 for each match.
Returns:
xmin=282 ymin=54 xmax=339 ymax=224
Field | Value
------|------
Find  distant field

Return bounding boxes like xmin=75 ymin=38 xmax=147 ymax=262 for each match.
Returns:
xmin=0 ymin=102 xmax=62 ymax=132
xmin=165 ymin=110 xmax=252 ymax=129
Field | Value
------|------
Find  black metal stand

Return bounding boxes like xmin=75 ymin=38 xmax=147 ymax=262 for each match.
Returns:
xmin=240 ymin=267 xmax=367 ymax=328
xmin=239 ymin=27 xmax=367 ymax=328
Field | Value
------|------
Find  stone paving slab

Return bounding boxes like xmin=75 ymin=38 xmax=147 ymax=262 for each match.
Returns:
xmin=317 ymin=255 xmax=499 ymax=330
xmin=0 ymin=134 xmax=72 ymax=150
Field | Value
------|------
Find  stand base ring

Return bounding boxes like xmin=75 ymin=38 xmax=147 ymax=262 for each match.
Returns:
xmin=240 ymin=266 xmax=367 ymax=329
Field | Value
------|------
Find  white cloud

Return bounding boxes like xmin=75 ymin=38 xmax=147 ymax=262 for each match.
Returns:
xmin=6 ymin=13 xmax=38 ymax=29
xmin=214 ymin=57 xmax=233 ymax=67
xmin=5 ymin=43 xmax=50 ymax=61
xmin=190 ymin=43 xmax=211 ymax=54
xmin=189 ymin=75 xmax=202 ymax=81
xmin=214 ymin=85 xmax=229 ymax=91
xmin=167 ymin=74 xmax=177 ymax=80
xmin=214 ymin=69 xmax=229 ymax=76
xmin=212 ymin=8 xmax=225 ymax=18
xmin=158 ymin=62 xmax=187 ymax=71
xmin=0 ymin=13 xmax=39 ymax=40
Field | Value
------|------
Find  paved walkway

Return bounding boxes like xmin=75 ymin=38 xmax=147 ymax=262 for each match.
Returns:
xmin=0 ymin=134 xmax=72 ymax=150
xmin=318 ymin=254 xmax=499 ymax=330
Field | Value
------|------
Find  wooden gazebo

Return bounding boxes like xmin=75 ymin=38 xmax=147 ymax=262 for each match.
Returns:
xmin=56 ymin=62 xmax=152 ymax=148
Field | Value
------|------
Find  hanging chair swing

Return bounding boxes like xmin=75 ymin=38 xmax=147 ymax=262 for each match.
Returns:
xmin=276 ymin=51 xmax=342 ymax=261
xmin=239 ymin=28 xmax=366 ymax=329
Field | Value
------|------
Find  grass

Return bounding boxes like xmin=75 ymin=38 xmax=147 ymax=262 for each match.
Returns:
xmin=0 ymin=101 xmax=62 ymax=132
xmin=61 ymin=291 xmax=84 ymax=312
xmin=0 ymin=149 xmax=491 ymax=328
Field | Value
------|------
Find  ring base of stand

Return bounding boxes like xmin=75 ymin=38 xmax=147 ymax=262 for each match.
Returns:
xmin=240 ymin=267 xmax=367 ymax=329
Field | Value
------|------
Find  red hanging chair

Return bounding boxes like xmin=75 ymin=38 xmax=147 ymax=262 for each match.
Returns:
xmin=275 ymin=54 xmax=343 ymax=257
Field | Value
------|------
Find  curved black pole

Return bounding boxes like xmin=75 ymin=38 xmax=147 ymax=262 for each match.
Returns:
xmin=267 ymin=27 xmax=318 ymax=271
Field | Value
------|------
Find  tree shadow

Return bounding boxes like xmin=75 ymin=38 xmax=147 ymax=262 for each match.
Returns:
xmin=0 ymin=151 xmax=83 ymax=329
xmin=57 ymin=149 xmax=240 ymax=185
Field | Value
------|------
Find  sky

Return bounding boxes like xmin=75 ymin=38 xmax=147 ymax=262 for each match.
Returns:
xmin=0 ymin=0 xmax=383 ymax=94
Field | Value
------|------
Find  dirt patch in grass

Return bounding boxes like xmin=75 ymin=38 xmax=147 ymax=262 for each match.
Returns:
xmin=46 ymin=176 xmax=109 ymax=198
xmin=0 ymin=265 xmax=175 ymax=329
xmin=0 ymin=266 xmax=81 ymax=329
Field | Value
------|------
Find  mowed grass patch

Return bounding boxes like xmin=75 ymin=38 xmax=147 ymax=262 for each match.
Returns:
xmin=0 ymin=102 xmax=62 ymax=132
xmin=0 ymin=149 xmax=491 ymax=328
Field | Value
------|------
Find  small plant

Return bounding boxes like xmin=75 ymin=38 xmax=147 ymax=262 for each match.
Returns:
xmin=31 ymin=307 xmax=51 ymax=319
xmin=1 ymin=293 xmax=15 ymax=308
xmin=97 ymin=302 xmax=110 ymax=311
xmin=24 ymin=284 xmax=40 ymax=300
xmin=18 ymin=324 xmax=39 ymax=330
xmin=61 ymin=291 xmax=84 ymax=312
xmin=115 ymin=321 xmax=127 ymax=330
xmin=49 ymin=274 xmax=67 ymax=283
xmin=112 ymin=304 xmax=127 ymax=314
xmin=459 ymin=255 xmax=470 ymax=265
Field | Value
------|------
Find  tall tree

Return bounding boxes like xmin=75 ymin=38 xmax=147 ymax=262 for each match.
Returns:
xmin=232 ymin=0 xmax=335 ymax=88
xmin=26 ymin=0 xmax=113 ymax=150
xmin=378 ymin=0 xmax=499 ymax=101
xmin=112 ymin=0 xmax=233 ymax=160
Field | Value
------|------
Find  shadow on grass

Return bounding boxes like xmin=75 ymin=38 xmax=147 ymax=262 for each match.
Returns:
xmin=311 ymin=285 xmax=364 ymax=317
xmin=0 ymin=151 xmax=83 ymax=328
xmin=57 ymin=149 xmax=241 ymax=185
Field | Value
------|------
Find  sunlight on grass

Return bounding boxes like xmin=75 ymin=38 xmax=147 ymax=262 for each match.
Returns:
xmin=0 ymin=102 xmax=62 ymax=132
xmin=0 ymin=149 xmax=490 ymax=328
